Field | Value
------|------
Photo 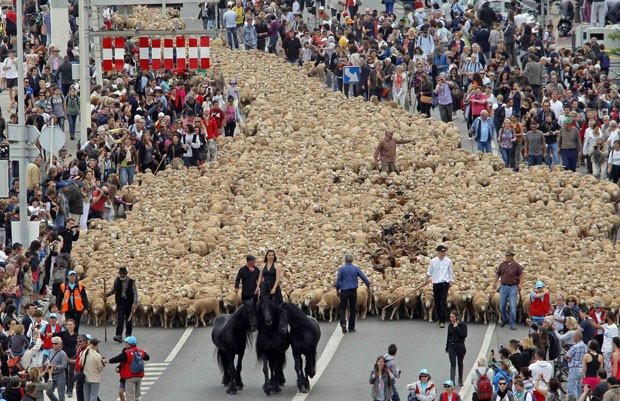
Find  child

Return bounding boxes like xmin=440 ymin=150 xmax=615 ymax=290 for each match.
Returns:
xmin=9 ymin=324 xmax=29 ymax=357
xmin=384 ymin=344 xmax=401 ymax=401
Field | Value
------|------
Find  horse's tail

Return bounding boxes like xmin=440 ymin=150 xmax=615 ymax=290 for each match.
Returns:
xmin=216 ymin=348 xmax=226 ymax=373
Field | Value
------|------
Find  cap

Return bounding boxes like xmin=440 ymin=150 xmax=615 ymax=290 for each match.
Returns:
xmin=9 ymin=49 xmax=15 ymax=53
xmin=246 ymin=254 xmax=256 ymax=261
xmin=124 ymin=336 xmax=137 ymax=346
xmin=68 ymin=270 xmax=76 ymax=276
xmin=535 ymin=280 xmax=545 ymax=288
xmin=49 ymin=313 xmax=58 ymax=318
xmin=119 ymin=267 xmax=128 ymax=274
xmin=505 ymin=249 xmax=515 ymax=256
xmin=419 ymin=368 xmax=430 ymax=375
xmin=90 ymin=338 xmax=100 ymax=346
xmin=319 ymin=5 xmax=324 ymax=9
xmin=444 ymin=380 xmax=454 ymax=387
xmin=436 ymin=245 xmax=448 ymax=252
xmin=564 ymin=117 xmax=571 ymax=124
xmin=85 ymin=334 xmax=92 ymax=340
xmin=158 ymin=112 xmax=165 ymax=118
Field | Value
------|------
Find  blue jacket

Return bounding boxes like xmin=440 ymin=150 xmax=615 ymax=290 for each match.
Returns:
xmin=492 ymin=369 xmax=512 ymax=392
xmin=471 ymin=117 xmax=496 ymax=142
xmin=335 ymin=263 xmax=370 ymax=291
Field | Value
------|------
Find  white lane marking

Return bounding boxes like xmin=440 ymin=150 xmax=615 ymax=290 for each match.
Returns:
xmin=146 ymin=363 xmax=170 ymax=366
xmin=460 ymin=323 xmax=496 ymax=400
xmin=144 ymin=367 xmax=167 ymax=371
xmin=165 ymin=327 xmax=194 ymax=363
xmin=290 ymin=324 xmax=345 ymax=401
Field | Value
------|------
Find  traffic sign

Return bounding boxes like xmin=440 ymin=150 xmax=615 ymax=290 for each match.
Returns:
xmin=7 ymin=124 xmax=40 ymax=143
xmin=39 ymin=126 xmax=66 ymax=152
xmin=343 ymin=66 xmax=361 ymax=84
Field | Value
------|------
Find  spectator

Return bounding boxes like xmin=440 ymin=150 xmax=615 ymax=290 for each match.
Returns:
xmin=108 ymin=336 xmax=150 ymax=401
xmin=407 ymin=368 xmax=437 ymax=401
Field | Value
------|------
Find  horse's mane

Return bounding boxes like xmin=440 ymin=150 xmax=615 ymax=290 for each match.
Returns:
xmin=281 ymin=302 xmax=320 ymax=336
xmin=232 ymin=303 xmax=255 ymax=346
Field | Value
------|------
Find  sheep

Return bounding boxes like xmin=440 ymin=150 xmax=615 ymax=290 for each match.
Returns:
xmin=356 ymin=286 xmax=369 ymax=320
xmin=187 ymin=297 xmax=220 ymax=327
xmin=472 ymin=292 xmax=490 ymax=325
xmin=303 ymin=289 xmax=325 ymax=319
xmin=421 ymin=290 xmax=434 ymax=322
xmin=317 ymin=291 xmax=339 ymax=322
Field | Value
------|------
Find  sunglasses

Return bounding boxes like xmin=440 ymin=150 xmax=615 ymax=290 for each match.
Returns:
xmin=52 ymin=342 xmax=61 ymax=345
xmin=444 ymin=385 xmax=452 ymax=388
xmin=420 ymin=375 xmax=429 ymax=378
xmin=499 ymin=383 xmax=507 ymax=386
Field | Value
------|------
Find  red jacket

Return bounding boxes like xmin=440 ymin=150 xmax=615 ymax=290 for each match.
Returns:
xmin=530 ymin=292 xmax=551 ymax=317
xmin=119 ymin=347 xmax=147 ymax=379
xmin=206 ymin=116 xmax=219 ymax=140
xmin=42 ymin=323 xmax=62 ymax=350
xmin=210 ymin=108 xmax=225 ymax=129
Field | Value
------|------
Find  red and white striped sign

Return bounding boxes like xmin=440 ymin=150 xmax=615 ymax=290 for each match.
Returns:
xmin=200 ymin=36 xmax=210 ymax=69
xmin=188 ymin=37 xmax=199 ymax=70
xmin=102 ymin=37 xmax=113 ymax=71
xmin=103 ymin=36 xmax=210 ymax=71
xmin=176 ymin=36 xmax=186 ymax=70
xmin=151 ymin=38 xmax=162 ymax=70
xmin=114 ymin=38 xmax=125 ymax=71
xmin=138 ymin=37 xmax=150 ymax=71
xmin=163 ymin=38 xmax=174 ymax=70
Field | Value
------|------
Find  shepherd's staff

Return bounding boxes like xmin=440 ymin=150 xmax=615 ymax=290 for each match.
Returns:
xmin=103 ymin=278 xmax=108 ymax=342
xmin=381 ymin=282 xmax=429 ymax=314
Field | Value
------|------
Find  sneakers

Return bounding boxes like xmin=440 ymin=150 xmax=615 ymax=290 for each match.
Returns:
xmin=113 ymin=335 xmax=123 ymax=343
xmin=439 ymin=323 xmax=445 ymax=328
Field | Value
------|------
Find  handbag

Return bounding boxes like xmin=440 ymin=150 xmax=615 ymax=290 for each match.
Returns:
xmin=432 ymin=94 xmax=438 ymax=108
xmin=420 ymin=95 xmax=432 ymax=104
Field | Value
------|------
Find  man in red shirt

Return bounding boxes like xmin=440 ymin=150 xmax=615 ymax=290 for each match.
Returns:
xmin=5 ymin=6 xmax=16 ymax=37
xmin=530 ymin=281 xmax=551 ymax=327
xmin=205 ymin=108 xmax=219 ymax=162
xmin=209 ymin=103 xmax=225 ymax=139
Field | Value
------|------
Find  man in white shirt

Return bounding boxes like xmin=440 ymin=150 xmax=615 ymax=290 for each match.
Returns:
xmin=3 ymin=49 xmax=18 ymax=109
xmin=600 ymin=312 xmax=619 ymax=374
xmin=607 ymin=121 xmax=620 ymax=147
xmin=424 ymin=245 xmax=453 ymax=328
xmin=530 ymin=349 xmax=554 ymax=391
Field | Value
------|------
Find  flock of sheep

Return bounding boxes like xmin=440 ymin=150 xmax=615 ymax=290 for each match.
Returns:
xmin=71 ymin=41 xmax=620 ymax=329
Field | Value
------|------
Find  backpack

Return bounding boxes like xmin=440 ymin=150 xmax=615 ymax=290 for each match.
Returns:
xmin=129 ymin=349 xmax=145 ymax=374
xmin=600 ymin=53 xmax=610 ymax=69
xmin=475 ymin=369 xmax=493 ymax=401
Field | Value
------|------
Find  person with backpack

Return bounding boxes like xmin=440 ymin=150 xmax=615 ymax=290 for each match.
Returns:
xmin=472 ymin=357 xmax=494 ymax=401
xmin=446 ymin=311 xmax=467 ymax=386
xmin=57 ymin=271 xmax=89 ymax=332
xmin=108 ymin=336 xmax=150 ymax=401
xmin=513 ymin=379 xmax=535 ymax=401
xmin=407 ymin=368 xmax=437 ymax=401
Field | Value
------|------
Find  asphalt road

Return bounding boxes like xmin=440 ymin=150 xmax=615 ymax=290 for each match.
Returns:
xmin=73 ymin=317 xmax=505 ymax=401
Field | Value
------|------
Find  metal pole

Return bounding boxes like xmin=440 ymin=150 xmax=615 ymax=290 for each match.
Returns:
xmin=79 ymin=0 xmax=91 ymax=144
xmin=16 ymin=0 xmax=29 ymax=245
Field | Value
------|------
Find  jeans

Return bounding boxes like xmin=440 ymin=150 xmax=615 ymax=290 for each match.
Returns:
xmin=67 ymin=114 xmax=78 ymax=138
xmin=546 ymin=143 xmax=559 ymax=166
xmin=120 ymin=165 xmax=136 ymax=187
xmin=477 ymin=140 xmax=492 ymax=153
xmin=528 ymin=154 xmax=544 ymax=166
xmin=225 ymin=121 xmax=236 ymax=137
xmin=226 ymin=27 xmax=239 ymax=49
xmin=561 ymin=148 xmax=579 ymax=171
xmin=268 ymin=36 xmax=278 ymax=54
xmin=57 ymin=116 xmax=66 ymax=131
xmin=338 ymin=288 xmax=357 ymax=330
xmin=384 ymin=1 xmax=395 ymax=13
xmin=61 ymin=83 xmax=72 ymax=97
xmin=532 ymin=316 xmax=545 ymax=326
xmin=47 ymin=373 xmax=67 ymax=401
xmin=499 ymin=147 xmax=513 ymax=167
xmin=83 ymin=382 xmax=100 ymax=401
xmin=568 ymin=368 xmax=582 ymax=397
xmin=499 ymin=284 xmax=518 ymax=327
xmin=207 ymin=139 xmax=218 ymax=162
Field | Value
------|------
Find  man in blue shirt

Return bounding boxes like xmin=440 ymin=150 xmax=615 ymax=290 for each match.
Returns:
xmin=335 ymin=254 xmax=371 ymax=334
xmin=470 ymin=110 xmax=496 ymax=154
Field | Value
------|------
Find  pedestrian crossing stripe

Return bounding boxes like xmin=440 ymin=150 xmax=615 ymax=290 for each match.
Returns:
xmin=113 ymin=362 xmax=170 ymax=401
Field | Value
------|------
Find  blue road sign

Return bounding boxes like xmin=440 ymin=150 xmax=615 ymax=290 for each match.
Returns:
xmin=343 ymin=66 xmax=361 ymax=84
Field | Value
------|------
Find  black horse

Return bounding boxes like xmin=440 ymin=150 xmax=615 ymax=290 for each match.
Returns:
xmin=212 ymin=300 xmax=258 ymax=395
xmin=281 ymin=302 xmax=321 ymax=393
xmin=256 ymin=295 xmax=290 ymax=395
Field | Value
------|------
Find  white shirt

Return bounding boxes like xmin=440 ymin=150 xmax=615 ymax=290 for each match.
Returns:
xmin=553 ymin=304 xmax=566 ymax=332
xmin=426 ymin=256 xmax=453 ymax=284
xmin=550 ymin=100 xmax=563 ymax=121
xmin=607 ymin=129 xmax=619 ymax=147
xmin=529 ymin=360 xmax=553 ymax=391
xmin=603 ymin=323 xmax=619 ymax=353
xmin=3 ymin=57 xmax=18 ymax=79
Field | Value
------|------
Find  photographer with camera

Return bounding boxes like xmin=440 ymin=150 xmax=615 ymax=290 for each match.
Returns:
xmin=369 ymin=355 xmax=395 ymax=401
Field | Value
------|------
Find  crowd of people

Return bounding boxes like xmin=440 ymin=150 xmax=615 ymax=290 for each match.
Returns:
xmin=218 ymin=0 xmax=620 ymax=176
